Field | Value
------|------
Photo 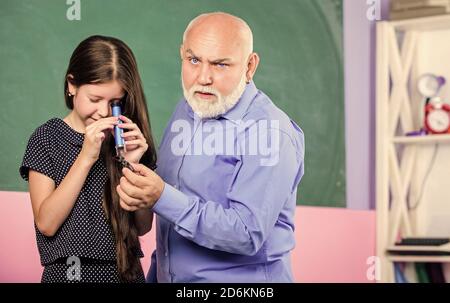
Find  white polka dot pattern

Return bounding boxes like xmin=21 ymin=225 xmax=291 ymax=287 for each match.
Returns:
xmin=19 ymin=118 xmax=144 ymax=283
xmin=41 ymin=258 xmax=145 ymax=283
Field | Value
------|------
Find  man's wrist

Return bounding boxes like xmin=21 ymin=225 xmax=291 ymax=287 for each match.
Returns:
xmin=155 ymin=177 xmax=165 ymax=202
xmin=152 ymin=183 xmax=190 ymax=224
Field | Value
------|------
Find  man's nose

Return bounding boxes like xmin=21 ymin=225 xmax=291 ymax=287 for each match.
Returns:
xmin=197 ymin=64 xmax=213 ymax=86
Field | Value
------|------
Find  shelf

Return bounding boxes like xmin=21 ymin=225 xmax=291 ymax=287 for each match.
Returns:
xmin=387 ymin=243 xmax=450 ymax=253
xmin=389 ymin=14 xmax=450 ymax=31
xmin=387 ymin=243 xmax=450 ymax=262
xmin=386 ymin=243 xmax=450 ymax=263
xmin=376 ymin=16 xmax=450 ymax=282
xmin=387 ymin=255 xmax=450 ymax=263
xmin=392 ymin=134 xmax=450 ymax=144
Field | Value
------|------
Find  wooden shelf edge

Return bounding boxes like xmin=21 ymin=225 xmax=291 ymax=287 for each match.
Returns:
xmin=387 ymin=255 xmax=450 ymax=262
xmin=385 ymin=14 xmax=450 ymax=31
xmin=392 ymin=134 xmax=450 ymax=144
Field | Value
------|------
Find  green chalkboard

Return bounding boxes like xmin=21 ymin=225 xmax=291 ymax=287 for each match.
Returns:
xmin=0 ymin=0 xmax=345 ymax=207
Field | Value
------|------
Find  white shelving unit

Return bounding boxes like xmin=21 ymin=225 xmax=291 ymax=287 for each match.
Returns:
xmin=392 ymin=134 xmax=450 ymax=144
xmin=376 ymin=15 xmax=450 ymax=283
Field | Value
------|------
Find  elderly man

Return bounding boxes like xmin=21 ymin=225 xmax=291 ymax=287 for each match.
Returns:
xmin=117 ymin=12 xmax=305 ymax=282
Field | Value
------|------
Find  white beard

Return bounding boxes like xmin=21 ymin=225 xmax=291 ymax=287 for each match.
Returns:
xmin=182 ymin=73 xmax=247 ymax=119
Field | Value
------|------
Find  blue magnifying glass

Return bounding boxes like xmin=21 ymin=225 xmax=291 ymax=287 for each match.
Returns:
xmin=110 ymin=100 xmax=136 ymax=173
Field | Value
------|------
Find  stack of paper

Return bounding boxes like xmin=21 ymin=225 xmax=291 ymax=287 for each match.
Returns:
xmin=390 ymin=0 xmax=450 ymax=20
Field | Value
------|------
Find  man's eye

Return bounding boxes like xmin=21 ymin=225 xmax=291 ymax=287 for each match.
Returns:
xmin=190 ymin=58 xmax=199 ymax=64
xmin=89 ymin=98 xmax=100 ymax=103
xmin=216 ymin=63 xmax=227 ymax=68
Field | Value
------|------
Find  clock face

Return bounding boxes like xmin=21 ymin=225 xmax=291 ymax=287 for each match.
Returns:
xmin=427 ymin=109 xmax=450 ymax=133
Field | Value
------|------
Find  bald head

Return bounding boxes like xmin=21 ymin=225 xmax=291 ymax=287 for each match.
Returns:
xmin=180 ymin=12 xmax=260 ymax=119
xmin=183 ymin=12 xmax=253 ymax=58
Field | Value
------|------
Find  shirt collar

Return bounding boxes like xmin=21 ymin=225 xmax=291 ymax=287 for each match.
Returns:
xmin=183 ymin=81 xmax=258 ymax=124
xmin=220 ymin=81 xmax=258 ymax=123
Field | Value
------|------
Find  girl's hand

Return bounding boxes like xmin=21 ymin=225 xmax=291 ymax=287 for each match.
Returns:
xmin=117 ymin=115 xmax=148 ymax=164
xmin=80 ymin=117 xmax=119 ymax=165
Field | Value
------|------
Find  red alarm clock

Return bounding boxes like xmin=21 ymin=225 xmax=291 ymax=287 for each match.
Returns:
xmin=424 ymin=101 xmax=450 ymax=134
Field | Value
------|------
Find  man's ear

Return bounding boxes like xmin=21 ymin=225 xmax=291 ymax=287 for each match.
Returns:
xmin=246 ymin=53 xmax=260 ymax=83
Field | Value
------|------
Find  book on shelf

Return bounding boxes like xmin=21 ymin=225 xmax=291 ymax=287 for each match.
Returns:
xmin=397 ymin=237 xmax=450 ymax=246
xmin=395 ymin=262 xmax=447 ymax=283
xmin=415 ymin=263 xmax=431 ymax=283
xmin=425 ymin=263 xmax=446 ymax=283
xmin=394 ymin=263 xmax=409 ymax=282
xmin=387 ymin=237 xmax=450 ymax=256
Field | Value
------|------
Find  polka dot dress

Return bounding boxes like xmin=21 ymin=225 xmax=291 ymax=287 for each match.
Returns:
xmin=20 ymin=118 xmax=145 ymax=283
xmin=41 ymin=258 xmax=145 ymax=283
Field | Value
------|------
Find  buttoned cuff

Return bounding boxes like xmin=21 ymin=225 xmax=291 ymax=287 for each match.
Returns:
xmin=152 ymin=183 xmax=191 ymax=224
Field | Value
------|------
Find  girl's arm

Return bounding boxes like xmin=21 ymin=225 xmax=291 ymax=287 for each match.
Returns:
xmin=29 ymin=117 xmax=118 ymax=237
xmin=29 ymin=155 xmax=95 ymax=237
xmin=134 ymin=209 xmax=153 ymax=236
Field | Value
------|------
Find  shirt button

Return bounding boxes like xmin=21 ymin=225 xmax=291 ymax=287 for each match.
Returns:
xmin=174 ymin=184 xmax=178 ymax=189
xmin=164 ymin=251 xmax=168 ymax=257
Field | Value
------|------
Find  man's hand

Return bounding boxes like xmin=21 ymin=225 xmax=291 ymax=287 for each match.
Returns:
xmin=116 ymin=163 xmax=165 ymax=212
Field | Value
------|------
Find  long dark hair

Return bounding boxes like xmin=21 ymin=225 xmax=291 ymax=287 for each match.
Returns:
xmin=64 ymin=35 xmax=157 ymax=282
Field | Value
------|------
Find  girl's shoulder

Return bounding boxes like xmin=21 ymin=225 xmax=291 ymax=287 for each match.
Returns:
xmin=29 ymin=118 xmax=64 ymax=141
xmin=30 ymin=117 xmax=83 ymax=146
xmin=20 ymin=118 xmax=64 ymax=182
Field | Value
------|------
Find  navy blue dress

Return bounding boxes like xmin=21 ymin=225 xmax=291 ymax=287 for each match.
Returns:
xmin=20 ymin=118 xmax=145 ymax=283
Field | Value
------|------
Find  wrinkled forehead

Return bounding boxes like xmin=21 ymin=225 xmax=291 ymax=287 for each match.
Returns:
xmin=184 ymin=24 xmax=248 ymax=61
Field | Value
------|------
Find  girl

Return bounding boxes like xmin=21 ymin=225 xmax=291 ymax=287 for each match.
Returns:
xmin=19 ymin=35 xmax=157 ymax=283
